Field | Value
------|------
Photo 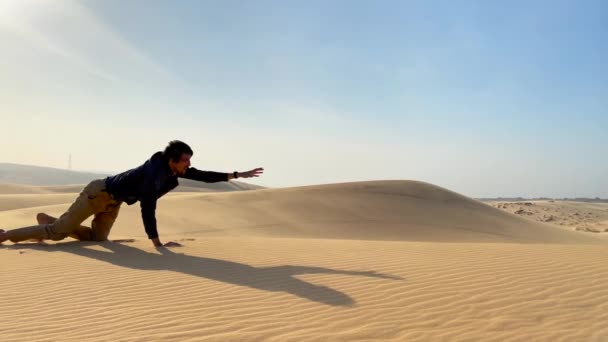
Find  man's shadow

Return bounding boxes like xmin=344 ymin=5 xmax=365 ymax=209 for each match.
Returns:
xmin=8 ymin=241 xmax=403 ymax=307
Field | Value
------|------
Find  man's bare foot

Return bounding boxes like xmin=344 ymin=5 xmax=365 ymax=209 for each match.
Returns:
xmin=0 ymin=229 xmax=7 ymax=244
xmin=30 ymin=213 xmax=56 ymax=244
xmin=37 ymin=213 xmax=57 ymax=225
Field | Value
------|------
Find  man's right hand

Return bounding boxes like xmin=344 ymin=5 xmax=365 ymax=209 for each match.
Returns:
xmin=152 ymin=238 xmax=183 ymax=248
xmin=162 ymin=241 xmax=183 ymax=247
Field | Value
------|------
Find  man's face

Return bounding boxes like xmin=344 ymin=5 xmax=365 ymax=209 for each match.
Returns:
xmin=171 ymin=153 xmax=191 ymax=176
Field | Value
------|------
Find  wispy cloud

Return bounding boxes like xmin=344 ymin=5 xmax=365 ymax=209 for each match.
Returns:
xmin=0 ymin=0 xmax=173 ymax=83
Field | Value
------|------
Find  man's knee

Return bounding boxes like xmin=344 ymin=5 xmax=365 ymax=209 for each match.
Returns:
xmin=47 ymin=227 xmax=69 ymax=241
xmin=46 ymin=222 xmax=76 ymax=241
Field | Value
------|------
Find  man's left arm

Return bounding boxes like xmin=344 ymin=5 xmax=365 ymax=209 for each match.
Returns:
xmin=183 ymin=167 xmax=264 ymax=182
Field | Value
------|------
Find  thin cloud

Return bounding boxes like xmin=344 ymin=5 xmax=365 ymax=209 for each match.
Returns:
xmin=0 ymin=0 xmax=174 ymax=83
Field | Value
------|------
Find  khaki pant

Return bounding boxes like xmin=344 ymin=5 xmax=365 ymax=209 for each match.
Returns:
xmin=6 ymin=179 xmax=122 ymax=243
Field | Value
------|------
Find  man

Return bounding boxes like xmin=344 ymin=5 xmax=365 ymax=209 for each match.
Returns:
xmin=0 ymin=140 xmax=264 ymax=247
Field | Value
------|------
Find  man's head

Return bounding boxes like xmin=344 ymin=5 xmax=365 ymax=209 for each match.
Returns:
xmin=163 ymin=140 xmax=192 ymax=176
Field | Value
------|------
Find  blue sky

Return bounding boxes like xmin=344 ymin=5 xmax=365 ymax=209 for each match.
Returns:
xmin=0 ymin=0 xmax=606 ymax=197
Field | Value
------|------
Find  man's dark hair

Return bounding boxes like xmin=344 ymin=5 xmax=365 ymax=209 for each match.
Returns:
xmin=163 ymin=140 xmax=193 ymax=162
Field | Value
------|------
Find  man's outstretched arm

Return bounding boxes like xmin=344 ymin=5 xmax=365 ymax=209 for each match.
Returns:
xmin=183 ymin=167 xmax=264 ymax=182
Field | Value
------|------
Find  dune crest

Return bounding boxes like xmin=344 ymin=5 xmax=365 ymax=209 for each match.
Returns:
xmin=144 ymin=180 xmax=600 ymax=244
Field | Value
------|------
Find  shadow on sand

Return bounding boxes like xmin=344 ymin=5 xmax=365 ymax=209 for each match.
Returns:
xmin=7 ymin=240 xmax=403 ymax=307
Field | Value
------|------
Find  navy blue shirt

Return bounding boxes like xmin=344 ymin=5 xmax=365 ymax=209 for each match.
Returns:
xmin=104 ymin=152 xmax=228 ymax=239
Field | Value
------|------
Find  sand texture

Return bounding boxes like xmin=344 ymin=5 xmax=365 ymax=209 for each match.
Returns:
xmin=2 ymin=181 xmax=607 ymax=341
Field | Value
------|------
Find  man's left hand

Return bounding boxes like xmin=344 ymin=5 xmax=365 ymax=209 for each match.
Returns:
xmin=239 ymin=167 xmax=264 ymax=178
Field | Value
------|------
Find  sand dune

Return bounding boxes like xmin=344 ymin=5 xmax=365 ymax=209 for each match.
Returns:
xmin=2 ymin=180 xmax=608 ymax=341
xmin=0 ymin=162 xmax=108 ymax=186
xmin=0 ymin=193 xmax=83 ymax=212
xmin=0 ymin=183 xmax=58 ymax=194
xmin=2 ymin=180 xmax=599 ymax=243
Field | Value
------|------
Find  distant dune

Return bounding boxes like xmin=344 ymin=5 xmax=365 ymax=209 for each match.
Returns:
xmin=0 ymin=163 xmax=108 ymax=185
xmin=0 ymin=162 xmax=265 ymax=194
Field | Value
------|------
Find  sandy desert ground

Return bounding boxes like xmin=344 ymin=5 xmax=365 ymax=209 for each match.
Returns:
xmin=1 ymin=180 xmax=607 ymax=341
xmin=488 ymin=200 xmax=608 ymax=233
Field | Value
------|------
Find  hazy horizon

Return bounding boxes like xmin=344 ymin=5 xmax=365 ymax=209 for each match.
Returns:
xmin=1 ymin=0 xmax=606 ymax=198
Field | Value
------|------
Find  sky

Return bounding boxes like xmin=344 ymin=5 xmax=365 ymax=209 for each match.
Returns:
xmin=0 ymin=0 xmax=606 ymax=198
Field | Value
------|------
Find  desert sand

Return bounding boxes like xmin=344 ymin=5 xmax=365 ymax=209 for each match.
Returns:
xmin=1 ymin=180 xmax=608 ymax=341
